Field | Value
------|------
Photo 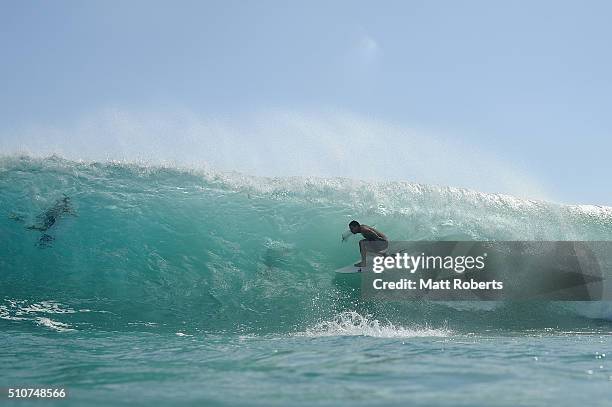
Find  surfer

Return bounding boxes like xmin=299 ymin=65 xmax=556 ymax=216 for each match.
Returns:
xmin=25 ymin=195 xmax=77 ymax=247
xmin=348 ymin=220 xmax=388 ymax=267
xmin=27 ymin=195 xmax=75 ymax=232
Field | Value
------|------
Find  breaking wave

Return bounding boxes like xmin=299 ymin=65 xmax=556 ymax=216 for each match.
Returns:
xmin=1 ymin=155 xmax=612 ymax=333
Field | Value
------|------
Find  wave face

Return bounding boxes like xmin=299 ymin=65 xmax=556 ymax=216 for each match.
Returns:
xmin=1 ymin=155 xmax=612 ymax=333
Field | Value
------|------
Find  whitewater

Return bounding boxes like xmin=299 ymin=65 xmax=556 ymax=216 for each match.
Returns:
xmin=1 ymin=154 xmax=612 ymax=406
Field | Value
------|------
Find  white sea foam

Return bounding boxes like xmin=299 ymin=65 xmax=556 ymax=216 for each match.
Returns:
xmin=20 ymin=300 xmax=76 ymax=314
xmin=296 ymin=311 xmax=451 ymax=338
xmin=35 ymin=317 xmax=74 ymax=332
xmin=1 ymin=299 xmax=78 ymax=331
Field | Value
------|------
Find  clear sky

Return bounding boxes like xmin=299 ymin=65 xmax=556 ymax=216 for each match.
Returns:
xmin=1 ymin=1 xmax=611 ymax=205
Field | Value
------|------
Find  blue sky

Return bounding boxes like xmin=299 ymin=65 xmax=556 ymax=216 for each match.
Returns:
xmin=1 ymin=1 xmax=611 ymax=205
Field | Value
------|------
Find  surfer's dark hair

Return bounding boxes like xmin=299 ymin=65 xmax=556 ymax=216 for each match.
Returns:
xmin=349 ymin=220 xmax=360 ymax=228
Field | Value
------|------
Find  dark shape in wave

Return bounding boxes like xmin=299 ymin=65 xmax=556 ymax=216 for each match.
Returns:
xmin=26 ymin=195 xmax=76 ymax=247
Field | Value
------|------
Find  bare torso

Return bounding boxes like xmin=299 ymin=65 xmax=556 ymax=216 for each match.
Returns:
xmin=359 ymin=225 xmax=387 ymax=241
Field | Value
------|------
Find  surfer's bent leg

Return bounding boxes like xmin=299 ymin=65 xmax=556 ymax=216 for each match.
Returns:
xmin=373 ymin=240 xmax=389 ymax=255
xmin=354 ymin=239 xmax=367 ymax=267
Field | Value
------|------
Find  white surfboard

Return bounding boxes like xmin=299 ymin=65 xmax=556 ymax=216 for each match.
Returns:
xmin=335 ymin=264 xmax=364 ymax=274
xmin=335 ymin=260 xmax=374 ymax=274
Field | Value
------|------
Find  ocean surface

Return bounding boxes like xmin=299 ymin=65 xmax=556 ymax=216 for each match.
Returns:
xmin=1 ymin=155 xmax=612 ymax=406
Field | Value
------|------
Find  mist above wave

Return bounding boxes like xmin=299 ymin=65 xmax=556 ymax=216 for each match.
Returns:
xmin=0 ymin=108 xmax=548 ymax=200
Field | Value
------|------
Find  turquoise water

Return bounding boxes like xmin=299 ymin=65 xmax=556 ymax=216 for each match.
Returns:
xmin=1 ymin=155 xmax=612 ymax=406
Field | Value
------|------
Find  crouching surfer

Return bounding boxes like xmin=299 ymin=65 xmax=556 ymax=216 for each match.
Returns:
xmin=348 ymin=220 xmax=388 ymax=267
